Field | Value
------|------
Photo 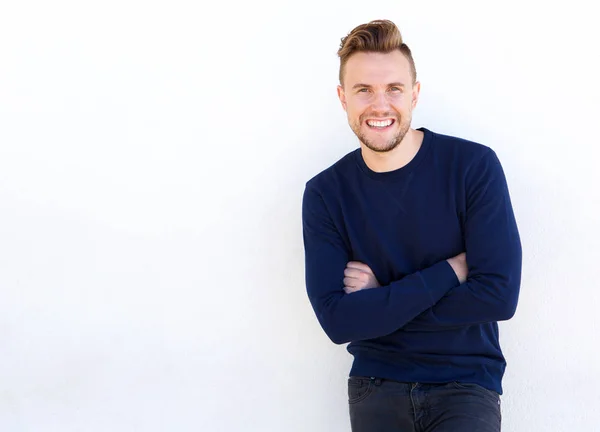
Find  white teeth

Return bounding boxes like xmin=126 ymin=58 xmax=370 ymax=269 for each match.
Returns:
xmin=367 ymin=120 xmax=393 ymax=128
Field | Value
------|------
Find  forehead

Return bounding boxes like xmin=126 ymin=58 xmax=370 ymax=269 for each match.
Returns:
xmin=343 ymin=50 xmax=411 ymax=86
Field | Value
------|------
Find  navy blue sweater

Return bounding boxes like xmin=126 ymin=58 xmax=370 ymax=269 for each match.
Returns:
xmin=302 ymin=128 xmax=521 ymax=394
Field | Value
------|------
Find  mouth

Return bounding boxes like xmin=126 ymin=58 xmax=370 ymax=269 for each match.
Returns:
xmin=365 ymin=118 xmax=395 ymax=131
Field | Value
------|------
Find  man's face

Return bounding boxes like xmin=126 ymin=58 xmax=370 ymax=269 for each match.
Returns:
xmin=337 ymin=51 xmax=420 ymax=153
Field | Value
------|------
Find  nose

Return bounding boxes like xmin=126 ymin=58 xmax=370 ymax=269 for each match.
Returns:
xmin=371 ymin=91 xmax=391 ymax=112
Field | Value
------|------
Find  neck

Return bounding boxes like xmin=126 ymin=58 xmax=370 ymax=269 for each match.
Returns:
xmin=360 ymin=128 xmax=424 ymax=173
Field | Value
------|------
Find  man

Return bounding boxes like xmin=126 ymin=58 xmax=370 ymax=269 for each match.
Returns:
xmin=302 ymin=20 xmax=522 ymax=431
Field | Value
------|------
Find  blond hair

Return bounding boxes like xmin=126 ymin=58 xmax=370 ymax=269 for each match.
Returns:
xmin=337 ymin=20 xmax=417 ymax=85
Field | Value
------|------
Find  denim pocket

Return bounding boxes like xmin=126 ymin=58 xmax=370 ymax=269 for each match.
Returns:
xmin=348 ymin=377 xmax=374 ymax=404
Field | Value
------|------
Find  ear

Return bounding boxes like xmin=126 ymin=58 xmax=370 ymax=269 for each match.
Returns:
xmin=411 ymin=81 xmax=421 ymax=109
xmin=337 ymin=85 xmax=347 ymax=112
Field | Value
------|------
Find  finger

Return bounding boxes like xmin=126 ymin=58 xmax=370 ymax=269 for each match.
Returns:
xmin=346 ymin=261 xmax=373 ymax=273
xmin=345 ymin=271 xmax=371 ymax=287
xmin=345 ymin=269 xmax=369 ymax=284
xmin=344 ymin=286 xmax=359 ymax=294
xmin=343 ymin=277 xmax=361 ymax=288
xmin=344 ymin=268 xmax=366 ymax=278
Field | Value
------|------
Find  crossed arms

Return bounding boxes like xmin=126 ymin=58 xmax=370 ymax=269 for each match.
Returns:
xmin=302 ymin=150 xmax=522 ymax=344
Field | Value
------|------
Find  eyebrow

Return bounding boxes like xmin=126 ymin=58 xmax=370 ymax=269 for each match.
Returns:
xmin=352 ymin=82 xmax=406 ymax=89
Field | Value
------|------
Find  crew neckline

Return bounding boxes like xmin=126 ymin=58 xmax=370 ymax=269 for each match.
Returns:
xmin=354 ymin=127 xmax=433 ymax=181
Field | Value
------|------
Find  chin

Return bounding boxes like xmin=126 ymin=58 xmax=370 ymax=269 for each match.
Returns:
xmin=363 ymin=139 xmax=400 ymax=153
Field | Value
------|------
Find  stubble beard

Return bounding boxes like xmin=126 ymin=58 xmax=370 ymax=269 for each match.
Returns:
xmin=351 ymin=113 xmax=411 ymax=153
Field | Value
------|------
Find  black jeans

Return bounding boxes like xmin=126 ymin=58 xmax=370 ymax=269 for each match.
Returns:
xmin=348 ymin=376 xmax=501 ymax=432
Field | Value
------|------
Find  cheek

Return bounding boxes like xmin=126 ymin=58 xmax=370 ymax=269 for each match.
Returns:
xmin=392 ymin=100 xmax=411 ymax=116
xmin=345 ymin=106 xmax=363 ymax=123
xmin=347 ymin=95 xmax=369 ymax=108
xmin=389 ymin=94 xmax=407 ymax=108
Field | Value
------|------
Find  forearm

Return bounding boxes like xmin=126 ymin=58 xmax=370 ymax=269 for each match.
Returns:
xmin=307 ymin=260 xmax=459 ymax=344
xmin=404 ymin=149 xmax=522 ymax=331
xmin=402 ymin=265 xmax=521 ymax=331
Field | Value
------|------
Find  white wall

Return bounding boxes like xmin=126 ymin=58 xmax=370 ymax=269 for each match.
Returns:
xmin=1 ymin=1 xmax=598 ymax=431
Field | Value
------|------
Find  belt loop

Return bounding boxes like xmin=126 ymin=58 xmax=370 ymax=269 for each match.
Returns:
xmin=370 ymin=377 xmax=382 ymax=386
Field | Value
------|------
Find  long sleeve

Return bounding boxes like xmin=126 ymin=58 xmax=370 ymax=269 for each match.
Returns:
xmin=403 ymin=150 xmax=522 ymax=332
xmin=302 ymin=183 xmax=460 ymax=344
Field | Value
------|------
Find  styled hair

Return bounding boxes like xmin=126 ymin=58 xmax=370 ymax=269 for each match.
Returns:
xmin=337 ymin=20 xmax=417 ymax=85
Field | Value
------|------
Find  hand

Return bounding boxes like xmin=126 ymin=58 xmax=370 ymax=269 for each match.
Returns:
xmin=446 ymin=252 xmax=468 ymax=284
xmin=343 ymin=261 xmax=381 ymax=294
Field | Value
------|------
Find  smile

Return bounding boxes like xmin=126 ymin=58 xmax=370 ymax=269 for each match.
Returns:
xmin=366 ymin=119 xmax=395 ymax=129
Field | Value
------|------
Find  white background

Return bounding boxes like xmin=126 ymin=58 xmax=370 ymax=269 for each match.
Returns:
xmin=1 ymin=1 xmax=599 ymax=431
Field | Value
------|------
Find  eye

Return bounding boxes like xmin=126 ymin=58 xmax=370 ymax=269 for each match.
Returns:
xmin=389 ymin=86 xmax=402 ymax=92
xmin=358 ymin=88 xmax=369 ymax=93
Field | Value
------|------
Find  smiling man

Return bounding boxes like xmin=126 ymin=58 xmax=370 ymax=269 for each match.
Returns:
xmin=302 ymin=20 xmax=522 ymax=431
